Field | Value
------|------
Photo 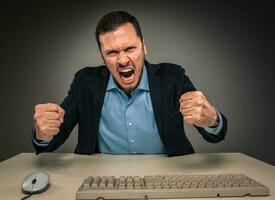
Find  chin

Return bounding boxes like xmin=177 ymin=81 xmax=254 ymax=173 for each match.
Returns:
xmin=121 ymin=84 xmax=136 ymax=94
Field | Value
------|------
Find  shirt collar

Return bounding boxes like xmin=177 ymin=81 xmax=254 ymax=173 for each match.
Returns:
xmin=107 ymin=65 xmax=149 ymax=92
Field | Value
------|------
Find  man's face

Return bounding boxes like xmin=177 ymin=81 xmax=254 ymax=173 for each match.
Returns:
xmin=99 ymin=23 xmax=147 ymax=94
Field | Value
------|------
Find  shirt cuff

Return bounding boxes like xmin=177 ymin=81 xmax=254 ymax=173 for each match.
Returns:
xmin=32 ymin=130 xmax=52 ymax=146
xmin=203 ymin=109 xmax=223 ymax=135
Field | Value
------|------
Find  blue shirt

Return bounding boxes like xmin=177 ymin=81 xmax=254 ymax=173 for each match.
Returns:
xmin=98 ymin=66 xmax=165 ymax=154
xmin=33 ymin=65 xmax=223 ymax=152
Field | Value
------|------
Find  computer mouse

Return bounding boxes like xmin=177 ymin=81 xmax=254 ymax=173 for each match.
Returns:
xmin=21 ymin=171 xmax=50 ymax=194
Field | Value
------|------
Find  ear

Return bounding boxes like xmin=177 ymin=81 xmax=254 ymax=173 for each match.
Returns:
xmin=143 ymin=39 xmax=147 ymax=56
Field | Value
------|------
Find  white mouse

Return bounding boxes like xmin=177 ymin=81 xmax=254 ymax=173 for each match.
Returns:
xmin=22 ymin=171 xmax=50 ymax=194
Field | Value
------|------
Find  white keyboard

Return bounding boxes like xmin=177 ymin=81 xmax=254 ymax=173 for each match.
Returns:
xmin=76 ymin=174 xmax=270 ymax=199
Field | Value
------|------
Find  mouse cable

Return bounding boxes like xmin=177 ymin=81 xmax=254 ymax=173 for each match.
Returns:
xmin=20 ymin=194 xmax=33 ymax=200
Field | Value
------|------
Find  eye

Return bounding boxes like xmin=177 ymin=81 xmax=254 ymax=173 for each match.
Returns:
xmin=106 ymin=50 xmax=118 ymax=56
xmin=125 ymin=47 xmax=136 ymax=53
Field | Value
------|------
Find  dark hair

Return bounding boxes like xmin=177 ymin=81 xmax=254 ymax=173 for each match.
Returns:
xmin=95 ymin=11 xmax=143 ymax=49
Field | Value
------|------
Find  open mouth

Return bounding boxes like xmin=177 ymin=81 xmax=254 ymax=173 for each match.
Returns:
xmin=119 ymin=68 xmax=135 ymax=81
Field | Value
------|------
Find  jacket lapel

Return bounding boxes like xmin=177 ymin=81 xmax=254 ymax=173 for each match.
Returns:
xmin=94 ymin=66 xmax=109 ymax=135
xmin=145 ymin=61 xmax=163 ymax=137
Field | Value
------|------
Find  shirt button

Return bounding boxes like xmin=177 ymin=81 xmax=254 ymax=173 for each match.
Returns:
xmin=128 ymin=122 xmax=132 ymax=126
xmin=130 ymin=139 xmax=134 ymax=143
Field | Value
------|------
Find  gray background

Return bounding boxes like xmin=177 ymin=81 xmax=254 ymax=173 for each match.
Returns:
xmin=1 ymin=1 xmax=275 ymax=165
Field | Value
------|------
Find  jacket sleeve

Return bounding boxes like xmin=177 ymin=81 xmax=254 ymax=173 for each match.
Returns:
xmin=194 ymin=113 xmax=227 ymax=143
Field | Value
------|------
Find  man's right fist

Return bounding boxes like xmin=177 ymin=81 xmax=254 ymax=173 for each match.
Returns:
xmin=34 ymin=103 xmax=65 ymax=140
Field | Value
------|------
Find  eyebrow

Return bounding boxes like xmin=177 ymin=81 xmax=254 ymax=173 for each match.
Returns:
xmin=106 ymin=49 xmax=119 ymax=54
xmin=105 ymin=45 xmax=137 ymax=54
xmin=125 ymin=46 xmax=136 ymax=51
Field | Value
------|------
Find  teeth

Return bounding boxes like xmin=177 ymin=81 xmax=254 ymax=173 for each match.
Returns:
xmin=119 ymin=68 xmax=133 ymax=73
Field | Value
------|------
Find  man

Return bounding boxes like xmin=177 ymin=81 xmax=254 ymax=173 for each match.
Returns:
xmin=32 ymin=11 xmax=227 ymax=156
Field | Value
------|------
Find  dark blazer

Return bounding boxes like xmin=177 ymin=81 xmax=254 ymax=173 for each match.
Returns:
xmin=33 ymin=60 xmax=227 ymax=156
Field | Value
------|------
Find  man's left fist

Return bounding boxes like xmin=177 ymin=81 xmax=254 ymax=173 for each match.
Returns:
xmin=179 ymin=91 xmax=218 ymax=127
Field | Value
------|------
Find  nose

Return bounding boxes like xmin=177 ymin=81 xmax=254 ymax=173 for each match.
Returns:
xmin=117 ymin=51 xmax=129 ymax=67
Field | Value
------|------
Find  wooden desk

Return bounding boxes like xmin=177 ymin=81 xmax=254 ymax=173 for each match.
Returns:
xmin=0 ymin=153 xmax=274 ymax=199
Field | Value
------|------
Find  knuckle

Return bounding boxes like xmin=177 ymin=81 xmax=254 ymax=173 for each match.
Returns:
xmin=46 ymin=103 xmax=54 ymax=110
xmin=197 ymin=91 xmax=203 ymax=96
xmin=197 ymin=99 xmax=203 ymax=106
xmin=58 ymin=106 xmax=65 ymax=114
xmin=34 ymin=105 xmax=38 ymax=111
xmin=196 ymin=100 xmax=201 ymax=106
xmin=47 ymin=103 xmax=57 ymax=111
xmin=35 ymin=104 xmax=41 ymax=109
xmin=33 ymin=113 xmax=38 ymax=120
xmin=34 ymin=104 xmax=42 ymax=112
xmin=36 ymin=119 xmax=43 ymax=126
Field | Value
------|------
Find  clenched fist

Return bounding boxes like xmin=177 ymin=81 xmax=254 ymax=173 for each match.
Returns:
xmin=179 ymin=91 xmax=218 ymax=127
xmin=33 ymin=103 xmax=65 ymax=140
